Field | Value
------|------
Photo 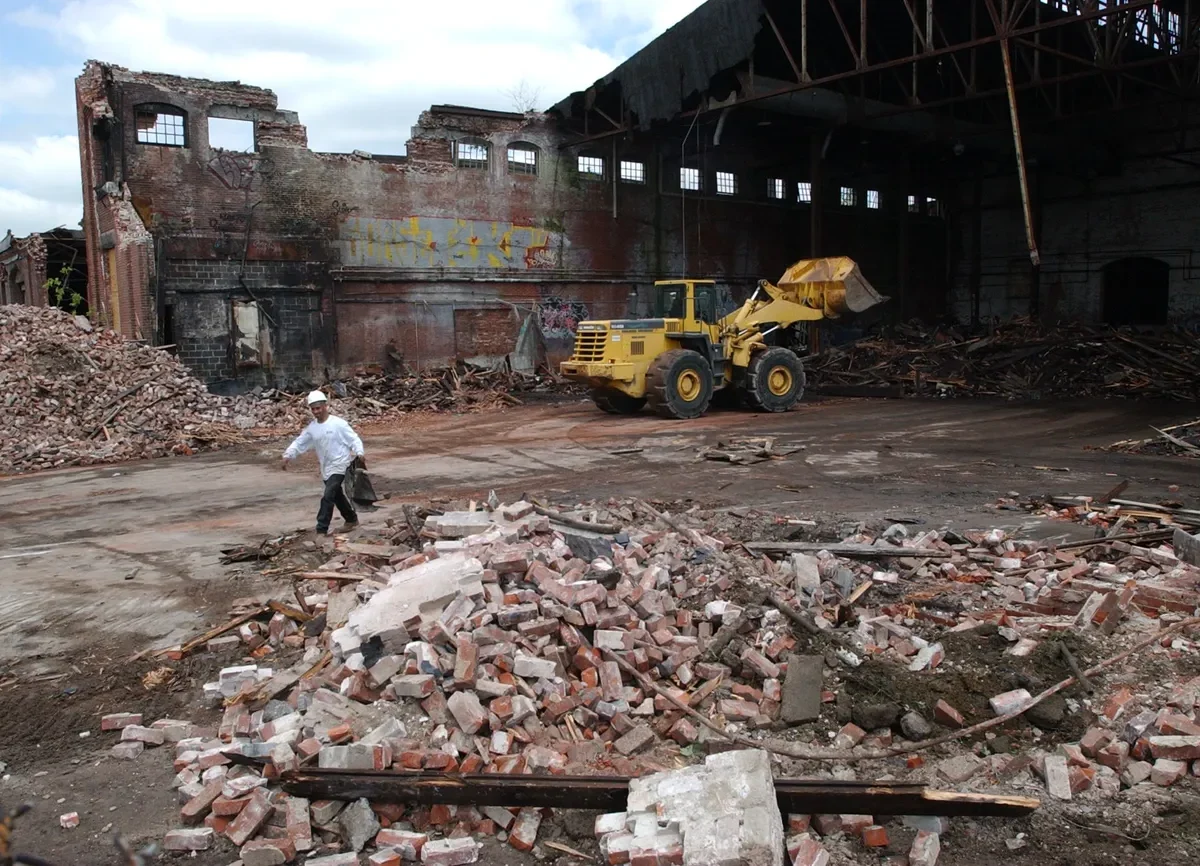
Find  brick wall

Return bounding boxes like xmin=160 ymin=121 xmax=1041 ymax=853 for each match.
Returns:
xmin=952 ymin=104 xmax=1200 ymax=327
xmin=76 ymin=60 xmax=949 ymax=390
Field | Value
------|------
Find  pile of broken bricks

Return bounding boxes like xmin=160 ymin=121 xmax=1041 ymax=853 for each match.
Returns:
xmin=96 ymin=495 xmax=1200 ymax=865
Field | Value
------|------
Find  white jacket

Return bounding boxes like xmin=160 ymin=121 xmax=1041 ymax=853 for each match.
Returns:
xmin=282 ymin=415 xmax=364 ymax=480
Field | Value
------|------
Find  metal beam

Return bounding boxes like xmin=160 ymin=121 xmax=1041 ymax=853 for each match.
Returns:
xmin=1000 ymin=36 xmax=1040 ymax=267
xmin=677 ymin=0 xmax=1161 ymax=119
xmin=826 ymin=0 xmax=862 ymax=67
xmin=765 ymin=7 xmax=805 ymax=83
xmin=280 ymin=769 xmax=1042 ymax=818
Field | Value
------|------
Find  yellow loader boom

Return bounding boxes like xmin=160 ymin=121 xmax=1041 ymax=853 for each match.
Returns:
xmin=560 ymin=257 xmax=886 ymax=419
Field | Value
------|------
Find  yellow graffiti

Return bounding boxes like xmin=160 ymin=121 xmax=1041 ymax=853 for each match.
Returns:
xmin=340 ymin=216 xmax=558 ymax=269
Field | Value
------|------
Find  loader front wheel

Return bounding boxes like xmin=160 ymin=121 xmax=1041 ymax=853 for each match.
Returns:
xmin=744 ymin=346 xmax=806 ymax=412
xmin=592 ymin=389 xmax=647 ymax=415
xmin=647 ymin=349 xmax=713 ymax=419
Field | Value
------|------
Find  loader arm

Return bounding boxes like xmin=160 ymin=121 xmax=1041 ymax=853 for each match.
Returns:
xmin=721 ymin=256 xmax=887 ymax=344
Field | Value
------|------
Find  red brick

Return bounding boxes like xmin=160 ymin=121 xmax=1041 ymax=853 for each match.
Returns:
xmin=226 ymin=789 xmax=272 ymax=847
xmin=862 ymin=825 xmax=889 ymax=848
xmin=788 ymin=833 xmax=830 ymax=866
xmin=376 ymin=828 xmax=427 ymax=859
xmin=239 ymin=837 xmax=296 ymax=863
xmin=210 ymin=796 xmax=249 ymax=817
xmin=180 ymin=780 xmax=224 ymax=825
xmin=933 ymin=700 xmax=965 ymax=728
xmin=508 ymin=807 xmax=542 ymax=852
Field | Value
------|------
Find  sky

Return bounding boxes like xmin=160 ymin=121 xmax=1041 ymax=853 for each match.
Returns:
xmin=0 ymin=0 xmax=706 ymax=237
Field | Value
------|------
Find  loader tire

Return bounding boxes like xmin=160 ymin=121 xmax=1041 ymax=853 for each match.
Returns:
xmin=592 ymin=389 xmax=647 ymax=415
xmin=647 ymin=349 xmax=713 ymax=420
xmin=744 ymin=346 xmax=806 ymax=412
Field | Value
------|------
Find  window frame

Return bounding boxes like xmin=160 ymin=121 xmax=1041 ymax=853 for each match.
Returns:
xmin=620 ymin=159 xmax=647 ymax=184
xmin=680 ymin=166 xmax=701 ymax=192
xmin=796 ymin=181 xmax=812 ymax=203
xmin=840 ymin=186 xmax=858 ymax=207
xmin=866 ymin=190 xmax=881 ymax=210
xmin=455 ymin=138 xmax=490 ymax=169
xmin=135 ymin=103 xmax=188 ymax=148
xmin=715 ymin=171 xmax=738 ymax=196
xmin=767 ymin=178 xmax=786 ymax=201
xmin=506 ymin=142 xmax=539 ymax=176
xmin=577 ymin=154 xmax=606 ymax=180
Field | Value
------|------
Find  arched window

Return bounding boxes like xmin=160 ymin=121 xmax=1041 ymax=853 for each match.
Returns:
xmin=1103 ymin=257 xmax=1169 ymax=325
xmin=454 ymin=137 xmax=490 ymax=169
xmin=507 ymin=142 xmax=539 ymax=176
xmin=135 ymin=103 xmax=187 ymax=147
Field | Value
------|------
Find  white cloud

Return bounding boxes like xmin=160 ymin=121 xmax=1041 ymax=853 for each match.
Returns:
xmin=1 ymin=0 xmax=707 ymax=234
xmin=0 ymin=136 xmax=82 ymax=236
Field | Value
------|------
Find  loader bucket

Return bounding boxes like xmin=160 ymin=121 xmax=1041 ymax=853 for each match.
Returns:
xmin=776 ymin=256 xmax=888 ymax=316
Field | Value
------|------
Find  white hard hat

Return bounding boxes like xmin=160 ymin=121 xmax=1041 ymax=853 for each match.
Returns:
xmin=306 ymin=390 xmax=328 ymax=406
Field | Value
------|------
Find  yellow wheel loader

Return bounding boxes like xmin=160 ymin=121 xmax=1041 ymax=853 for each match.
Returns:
xmin=560 ymin=257 xmax=886 ymax=419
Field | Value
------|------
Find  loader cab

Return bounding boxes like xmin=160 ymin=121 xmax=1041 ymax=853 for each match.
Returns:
xmin=652 ymin=280 xmax=719 ymax=335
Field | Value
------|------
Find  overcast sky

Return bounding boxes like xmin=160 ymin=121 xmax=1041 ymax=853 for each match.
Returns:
xmin=0 ymin=0 xmax=705 ymax=237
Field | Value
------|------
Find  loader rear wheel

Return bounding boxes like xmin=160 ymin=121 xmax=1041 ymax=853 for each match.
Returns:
xmin=744 ymin=346 xmax=806 ymax=412
xmin=591 ymin=389 xmax=646 ymax=415
xmin=647 ymin=349 xmax=713 ymax=419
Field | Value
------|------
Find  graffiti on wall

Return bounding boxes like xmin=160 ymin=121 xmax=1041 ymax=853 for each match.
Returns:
xmin=207 ymin=152 xmax=276 ymax=191
xmin=339 ymin=216 xmax=564 ymax=269
xmin=539 ymin=296 xmax=589 ymax=339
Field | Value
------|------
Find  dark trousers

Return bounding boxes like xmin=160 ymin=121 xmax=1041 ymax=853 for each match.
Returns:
xmin=317 ymin=473 xmax=357 ymax=533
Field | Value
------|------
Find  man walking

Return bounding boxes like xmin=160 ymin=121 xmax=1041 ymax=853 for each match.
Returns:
xmin=281 ymin=390 xmax=365 ymax=535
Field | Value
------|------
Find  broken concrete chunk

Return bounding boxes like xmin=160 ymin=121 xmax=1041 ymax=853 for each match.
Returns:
xmin=781 ymin=655 xmax=822 ymax=725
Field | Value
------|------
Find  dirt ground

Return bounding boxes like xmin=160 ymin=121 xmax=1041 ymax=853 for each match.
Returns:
xmin=3 ymin=395 xmax=1200 ymax=864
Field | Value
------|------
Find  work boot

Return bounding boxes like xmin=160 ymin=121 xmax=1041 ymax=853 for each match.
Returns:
xmin=343 ymin=519 xmax=359 ymax=531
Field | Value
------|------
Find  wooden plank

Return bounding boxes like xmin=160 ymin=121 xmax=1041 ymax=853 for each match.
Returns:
xmin=278 ymin=769 xmax=1039 ymax=817
xmin=744 ymin=542 xmax=952 ymax=560
xmin=161 ymin=606 xmax=270 ymax=657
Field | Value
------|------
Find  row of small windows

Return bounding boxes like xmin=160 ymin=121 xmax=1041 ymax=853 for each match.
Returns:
xmin=455 ymin=143 xmax=941 ymax=213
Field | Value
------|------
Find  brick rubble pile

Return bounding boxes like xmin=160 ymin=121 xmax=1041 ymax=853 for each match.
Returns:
xmin=100 ymin=496 xmax=1200 ymax=865
xmin=0 ymin=305 xmax=568 ymax=475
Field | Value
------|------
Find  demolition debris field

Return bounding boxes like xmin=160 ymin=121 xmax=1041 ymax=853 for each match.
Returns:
xmin=4 ymin=397 xmax=1200 ymax=866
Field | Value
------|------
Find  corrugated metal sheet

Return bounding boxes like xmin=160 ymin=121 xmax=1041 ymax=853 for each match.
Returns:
xmin=554 ymin=0 xmax=764 ymax=129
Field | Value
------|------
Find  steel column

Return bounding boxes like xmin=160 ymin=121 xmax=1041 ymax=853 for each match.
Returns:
xmin=1000 ymin=37 xmax=1040 ymax=267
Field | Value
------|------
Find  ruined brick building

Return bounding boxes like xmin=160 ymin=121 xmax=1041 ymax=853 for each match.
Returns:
xmin=74 ymin=0 xmax=1199 ymax=390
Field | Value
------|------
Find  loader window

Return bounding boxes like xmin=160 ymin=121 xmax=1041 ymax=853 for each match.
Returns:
xmin=693 ymin=285 xmax=717 ymax=323
xmin=653 ymin=285 xmax=687 ymax=319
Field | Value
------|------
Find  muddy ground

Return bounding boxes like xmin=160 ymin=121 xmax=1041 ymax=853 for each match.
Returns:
xmin=3 ymin=395 xmax=1200 ymax=864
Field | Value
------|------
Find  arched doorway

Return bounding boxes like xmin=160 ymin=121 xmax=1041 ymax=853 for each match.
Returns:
xmin=1103 ymin=257 xmax=1169 ymax=326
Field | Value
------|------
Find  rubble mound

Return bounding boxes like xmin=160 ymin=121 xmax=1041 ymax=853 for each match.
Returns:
xmin=808 ymin=319 xmax=1200 ymax=400
xmin=0 ymin=305 xmax=229 ymax=473
xmin=0 ymin=305 xmax=577 ymax=475
xmin=97 ymin=493 xmax=1200 ymax=864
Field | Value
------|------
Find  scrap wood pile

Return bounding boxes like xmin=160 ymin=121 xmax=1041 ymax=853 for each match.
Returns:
xmin=1107 ymin=418 xmax=1200 ymax=459
xmin=101 ymin=495 xmax=1200 ymax=865
xmin=807 ymin=319 xmax=1200 ymax=400
xmin=0 ymin=305 xmax=575 ymax=475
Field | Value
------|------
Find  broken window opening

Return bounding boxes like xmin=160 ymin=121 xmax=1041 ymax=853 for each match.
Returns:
xmin=907 ymin=195 xmax=921 ymax=213
xmin=715 ymin=171 xmax=737 ymax=196
xmin=926 ymin=196 xmax=942 ymax=217
xmin=232 ymin=300 xmax=266 ymax=368
xmin=578 ymin=155 xmax=605 ymax=179
xmin=209 ymin=117 xmax=255 ymax=152
xmin=866 ymin=190 xmax=881 ymax=210
xmin=135 ymin=104 xmax=187 ymax=147
xmin=840 ymin=186 xmax=857 ymax=207
xmin=768 ymin=178 xmax=785 ymax=200
xmin=797 ymin=181 xmax=812 ymax=203
xmin=507 ymin=143 xmax=539 ymax=176
xmin=620 ymin=160 xmax=646 ymax=184
xmin=456 ymin=140 xmax=490 ymax=169
xmin=680 ymin=167 xmax=701 ymax=191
